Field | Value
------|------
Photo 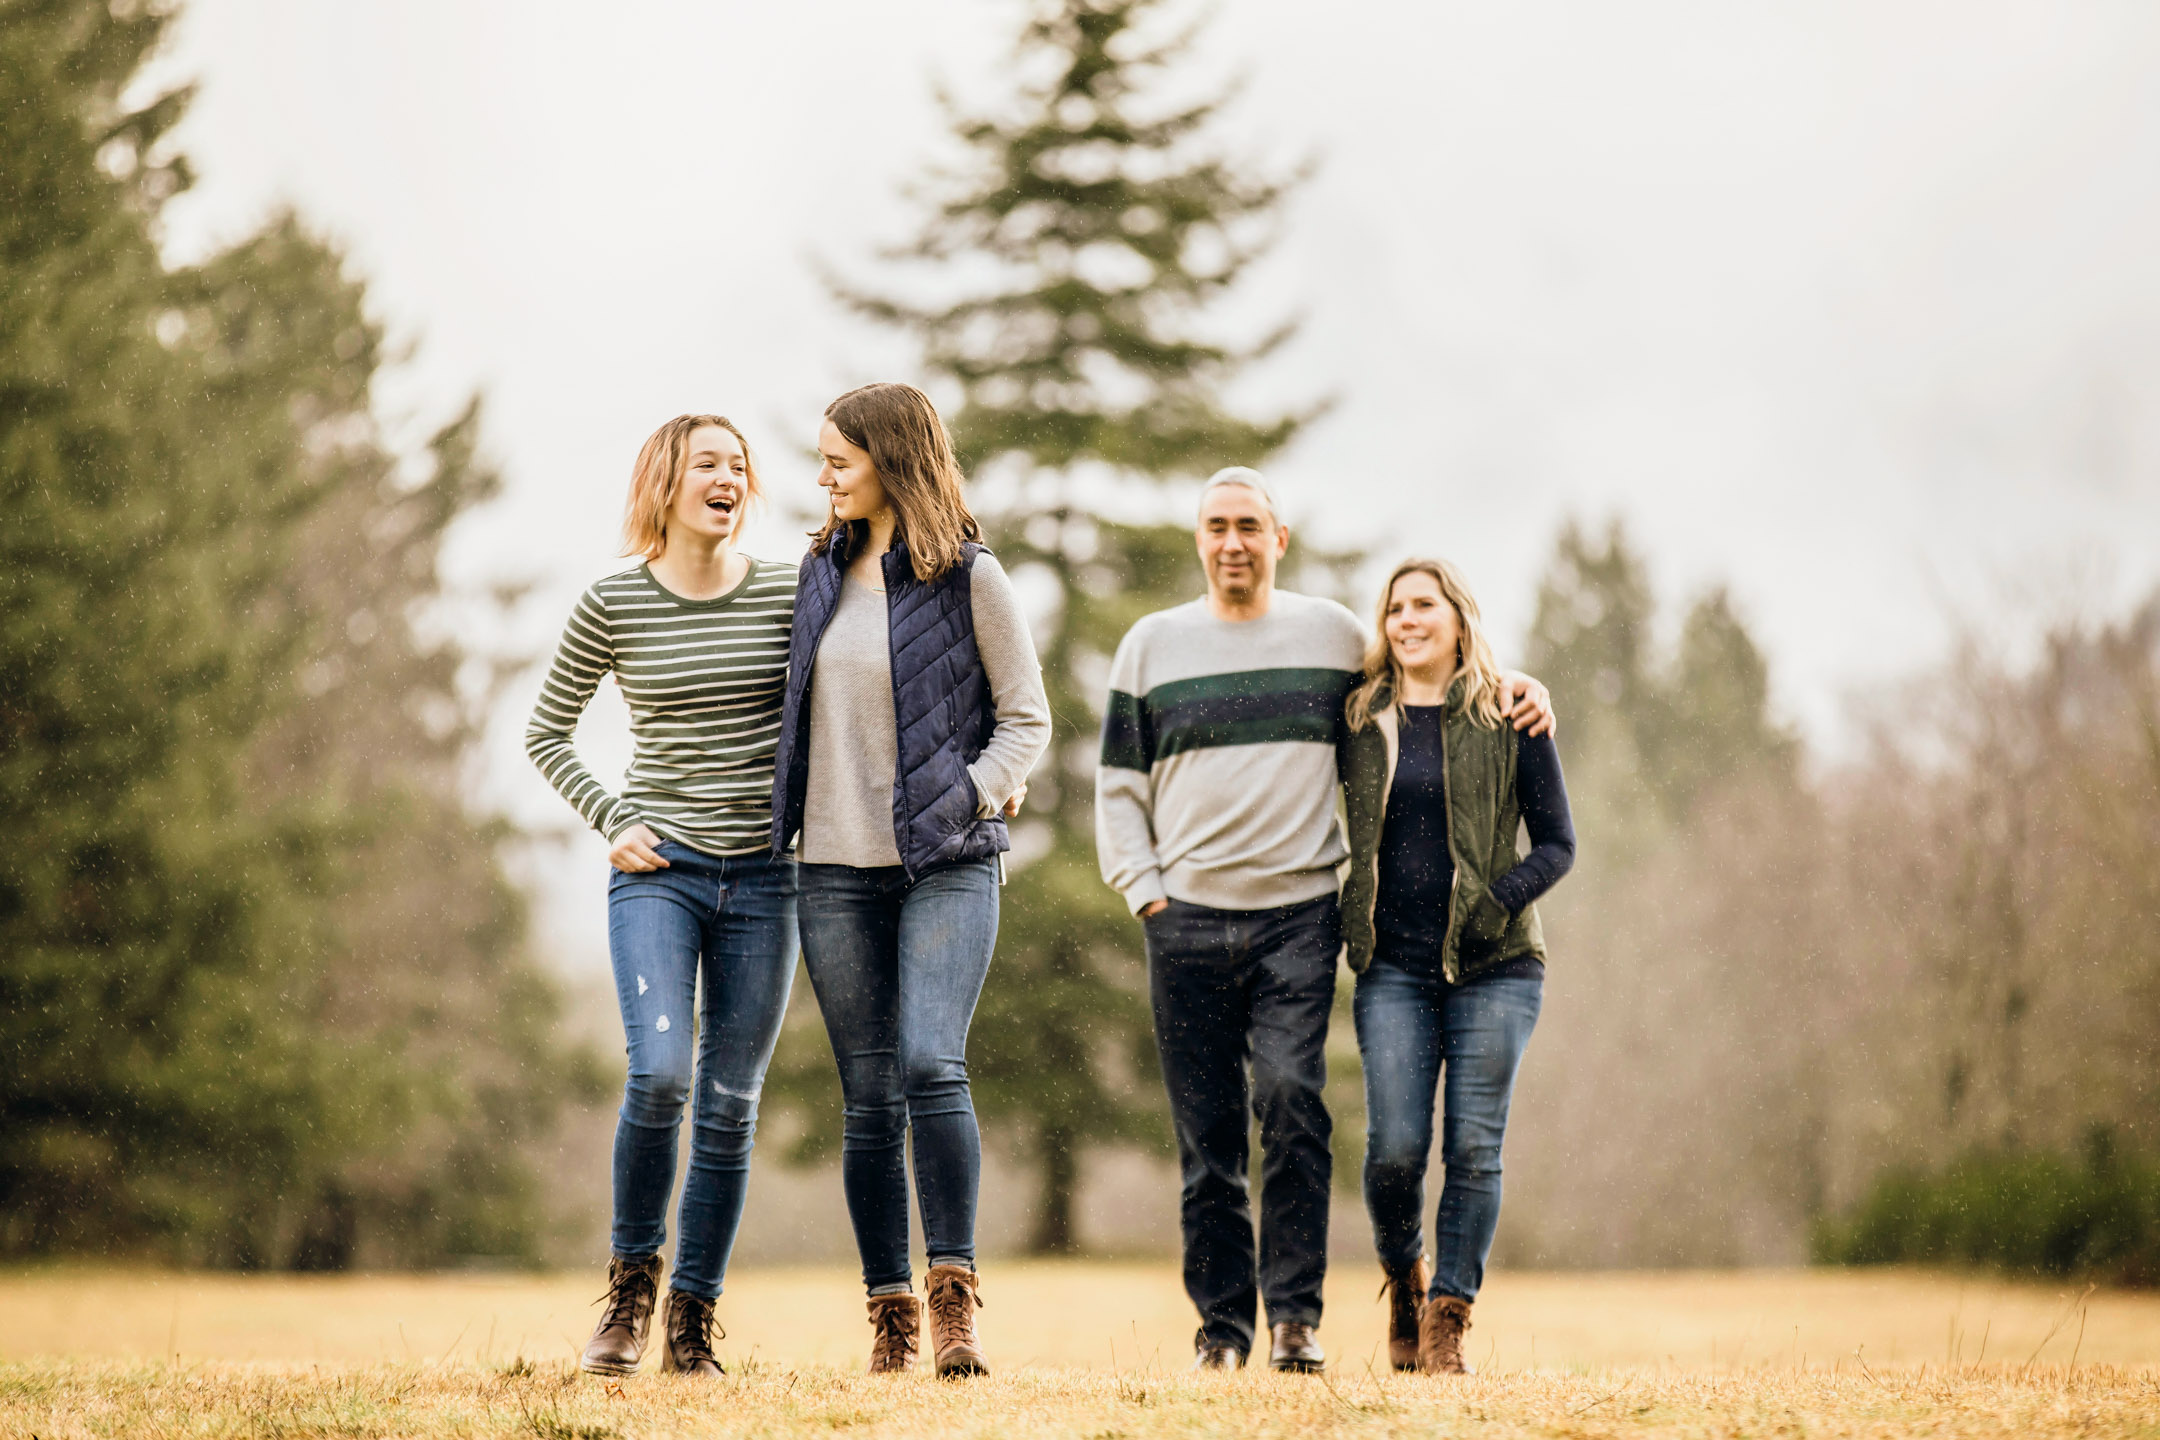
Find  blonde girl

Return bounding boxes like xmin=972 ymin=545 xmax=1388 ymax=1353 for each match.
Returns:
xmin=1338 ymin=557 xmax=1577 ymax=1376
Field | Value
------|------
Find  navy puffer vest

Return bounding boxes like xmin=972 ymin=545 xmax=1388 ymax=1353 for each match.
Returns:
xmin=770 ymin=528 xmax=1009 ymax=878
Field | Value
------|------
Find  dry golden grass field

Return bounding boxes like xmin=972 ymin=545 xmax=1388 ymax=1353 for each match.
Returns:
xmin=2 ymin=1263 xmax=2155 ymax=1438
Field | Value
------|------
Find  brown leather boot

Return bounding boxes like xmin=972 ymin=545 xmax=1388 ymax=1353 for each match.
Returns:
xmin=924 ymin=1264 xmax=989 ymax=1377
xmin=659 ymin=1290 xmax=723 ymax=1377
xmin=1381 ymin=1256 xmax=1430 ymax=1372
xmin=580 ymin=1254 xmax=663 ymax=1375
xmin=866 ymin=1293 xmax=920 ymax=1374
xmin=1418 ymin=1295 xmax=1474 ymax=1375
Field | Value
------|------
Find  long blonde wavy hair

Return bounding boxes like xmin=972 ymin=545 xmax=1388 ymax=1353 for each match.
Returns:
xmin=1346 ymin=557 xmax=1507 ymax=732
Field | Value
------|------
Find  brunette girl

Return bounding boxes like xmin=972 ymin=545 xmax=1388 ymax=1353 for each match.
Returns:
xmin=526 ymin=415 xmax=797 ymax=1379
xmin=771 ymin=382 xmax=1049 ymax=1377
xmin=1338 ymin=558 xmax=1576 ymax=1375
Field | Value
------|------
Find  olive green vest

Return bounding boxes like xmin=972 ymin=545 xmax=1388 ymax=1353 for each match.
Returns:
xmin=1340 ymin=676 xmax=1547 ymax=980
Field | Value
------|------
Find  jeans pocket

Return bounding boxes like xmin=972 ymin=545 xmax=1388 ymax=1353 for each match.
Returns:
xmin=1142 ymin=898 xmax=1181 ymax=928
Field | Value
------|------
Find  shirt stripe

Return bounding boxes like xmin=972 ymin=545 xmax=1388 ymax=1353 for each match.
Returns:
xmin=1100 ymin=667 xmax=1354 ymax=769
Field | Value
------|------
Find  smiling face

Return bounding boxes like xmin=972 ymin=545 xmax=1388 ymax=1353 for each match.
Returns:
xmin=1385 ymin=568 xmax=1464 ymax=679
xmin=661 ymin=424 xmax=750 ymax=548
xmin=1196 ymin=482 xmax=1287 ymax=608
xmin=817 ymin=419 xmax=891 ymax=525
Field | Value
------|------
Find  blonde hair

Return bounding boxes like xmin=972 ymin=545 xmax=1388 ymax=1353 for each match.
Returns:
xmin=811 ymin=383 xmax=980 ymax=582
xmin=621 ymin=414 xmax=762 ymax=560
xmin=1346 ymin=557 xmax=1507 ymax=732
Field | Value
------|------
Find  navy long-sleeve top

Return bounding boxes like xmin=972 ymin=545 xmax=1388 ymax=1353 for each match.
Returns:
xmin=1371 ymin=703 xmax=1576 ymax=981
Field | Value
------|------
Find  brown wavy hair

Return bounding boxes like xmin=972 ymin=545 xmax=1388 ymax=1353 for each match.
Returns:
xmin=621 ymin=413 xmax=762 ymax=560
xmin=1345 ymin=557 xmax=1507 ymax=732
xmin=811 ymin=383 xmax=980 ymax=582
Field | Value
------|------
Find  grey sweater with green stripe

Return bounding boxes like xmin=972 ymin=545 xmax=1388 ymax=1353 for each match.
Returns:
xmin=526 ymin=559 xmax=795 ymax=857
xmin=1095 ymin=591 xmax=1365 ymax=914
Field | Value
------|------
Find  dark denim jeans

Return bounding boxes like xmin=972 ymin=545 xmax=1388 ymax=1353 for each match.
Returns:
xmin=1353 ymin=962 xmax=1542 ymax=1303
xmin=1144 ymin=894 xmax=1338 ymax=1355
xmin=606 ymin=841 xmax=797 ymax=1299
xmin=797 ymin=859 xmax=999 ymax=1293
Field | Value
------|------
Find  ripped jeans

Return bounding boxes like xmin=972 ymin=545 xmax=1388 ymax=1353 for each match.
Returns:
xmin=607 ymin=840 xmax=797 ymax=1299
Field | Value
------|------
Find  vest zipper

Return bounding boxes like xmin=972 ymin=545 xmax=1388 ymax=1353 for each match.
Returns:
xmin=1366 ymin=708 xmax=1395 ymax=941
xmin=880 ymin=549 xmax=916 ymax=883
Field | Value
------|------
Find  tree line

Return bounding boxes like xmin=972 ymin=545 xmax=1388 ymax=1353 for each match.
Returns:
xmin=1479 ymin=523 xmax=2160 ymax=1280
xmin=1 ymin=0 xmax=601 ymax=1268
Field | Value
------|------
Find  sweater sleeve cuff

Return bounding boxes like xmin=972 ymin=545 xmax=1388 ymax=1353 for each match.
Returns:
xmin=1487 ymin=873 xmax=1526 ymax=915
xmin=970 ymin=764 xmax=1000 ymax=819
xmin=1123 ymin=871 xmax=1169 ymax=915
xmin=603 ymin=813 xmax=647 ymax=844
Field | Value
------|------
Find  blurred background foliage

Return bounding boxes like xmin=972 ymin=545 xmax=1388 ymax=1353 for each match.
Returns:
xmin=1816 ymin=1128 xmax=2160 ymax=1288
xmin=1499 ymin=522 xmax=2160 ymax=1278
xmin=0 ymin=0 xmax=604 ymax=1269
xmin=3 ymin=0 xmax=2156 ymax=1282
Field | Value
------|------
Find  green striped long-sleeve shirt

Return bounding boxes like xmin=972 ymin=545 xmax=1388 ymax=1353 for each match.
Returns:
xmin=525 ymin=559 xmax=796 ymax=858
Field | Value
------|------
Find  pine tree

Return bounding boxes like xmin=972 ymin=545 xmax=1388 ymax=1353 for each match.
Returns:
xmin=1524 ymin=518 xmax=1795 ymax=838
xmin=0 ymin=0 xmax=592 ymax=1265
xmin=786 ymin=0 xmax=1331 ymax=1250
xmin=1651 ymin=587 xmax=1799 ymax=812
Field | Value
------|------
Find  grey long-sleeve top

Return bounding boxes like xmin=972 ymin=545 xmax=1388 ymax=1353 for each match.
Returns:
xmin=800 ymin=551 xmax=1051 ymax=868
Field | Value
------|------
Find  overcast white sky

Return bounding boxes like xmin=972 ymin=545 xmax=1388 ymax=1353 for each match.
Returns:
xmin=153 ymin=0 xmax=2160 ymax=958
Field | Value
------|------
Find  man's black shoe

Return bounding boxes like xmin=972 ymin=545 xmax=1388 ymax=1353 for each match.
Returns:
xmin=1192 ymin=1333 xmax=1246 ymax=1371
xmin=1268 ymin=1320 xmax=1325 ymax=1373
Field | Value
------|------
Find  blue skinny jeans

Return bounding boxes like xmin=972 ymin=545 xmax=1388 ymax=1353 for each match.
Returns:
xmin=1353 ymin=963 xmax=1542 ymax=1303
xmin=606 ymin=841 xmax=797 ymax=1298
xmin=796 ymin=859 xmax=998 ymax=1294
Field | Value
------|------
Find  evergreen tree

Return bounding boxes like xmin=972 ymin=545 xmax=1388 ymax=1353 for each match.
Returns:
xmin=0 ymin=0 xmax=592 ymax=1265
xmin=773 ymin=0 xmax=1329 ymax=1251
xmin=1652 ymin=586 xmax=1799 ymax=811
xmin=1524 ymin=518 xmax=1794 ymax=838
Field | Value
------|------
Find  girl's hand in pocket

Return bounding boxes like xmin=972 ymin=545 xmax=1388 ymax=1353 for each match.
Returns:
xmin=609 ymin=824 xmax=670 ymax=872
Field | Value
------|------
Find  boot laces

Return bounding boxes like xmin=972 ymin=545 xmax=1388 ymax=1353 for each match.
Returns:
xmin=1378 ymin=1270 xmax=1421 ymax=1326
xmin=597 ymin=1262 xmax=657 ymax=1331
xmin=928 ymin=1271 xmax=982 ymax=1331
xmin=1428 ymin=1299 xmax=1472 ymax=1364
xmin=671 ymin=1293 xmax=722 ymax=1366
xmin=870 ymin=1299 xmax=918 ymax=1364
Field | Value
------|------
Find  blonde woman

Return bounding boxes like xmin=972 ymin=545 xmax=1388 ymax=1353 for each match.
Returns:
xmin=526 ymin=415 xmax=798 ymax=1379
xmin=1339 ymin=558 xmax=1576 ymax=1376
